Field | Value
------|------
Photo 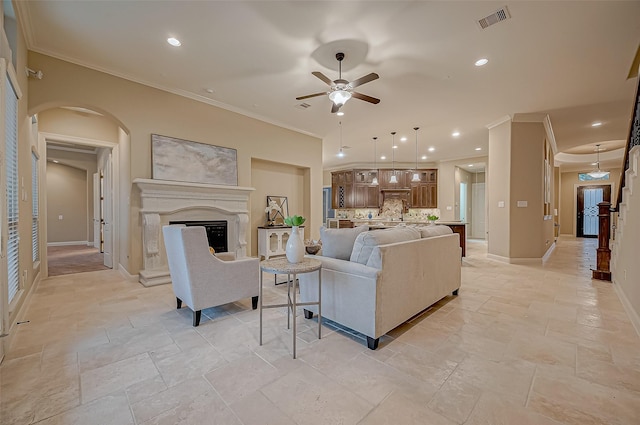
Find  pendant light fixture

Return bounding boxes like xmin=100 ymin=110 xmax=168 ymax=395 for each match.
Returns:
xmin=389 ymin=132 xmax=398 ymax=184
xmin=371 ymin=137 xmax=379 ymax=186
xmin=411 ymin=127 xmax=421 ymax=182
xmin=338 ymin=121 xmax=344 ymax=157
xmin=588 ymin=144 xmax=609 ymax=179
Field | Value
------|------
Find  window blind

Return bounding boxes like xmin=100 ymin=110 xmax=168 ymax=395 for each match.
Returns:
xmin=6 ymin=76 xmax=19 ymax=302
xmin=32 ymin=152 xmax=39 ymax=262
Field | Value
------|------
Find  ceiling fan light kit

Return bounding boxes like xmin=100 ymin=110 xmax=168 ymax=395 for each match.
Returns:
xmin=296 ymin=52 xmax=380 ymax=114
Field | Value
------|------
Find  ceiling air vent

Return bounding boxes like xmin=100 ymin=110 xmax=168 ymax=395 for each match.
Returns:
xmin=477 ymin=6 xmax=511 ymax=30
xmin=296 ymin=102 xmax=312 ymax=109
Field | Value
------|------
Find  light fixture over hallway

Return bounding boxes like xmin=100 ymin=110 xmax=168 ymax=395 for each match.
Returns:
xmin=588 ymin=144 xmax=609 ymax=179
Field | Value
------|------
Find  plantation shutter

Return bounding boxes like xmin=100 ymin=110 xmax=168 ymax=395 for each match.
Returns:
xmin=6 ymin=76 xmax=19 ymax=302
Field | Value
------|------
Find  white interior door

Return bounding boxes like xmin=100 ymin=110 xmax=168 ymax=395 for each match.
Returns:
xmin=93 ymin=173 xmax=100 ymax=249
xmin=102 ymin=155 xmax=113 ymax=268
xmin=472 ymin=183 xmax=486 ymax=239
xmin=459 ymin=182 xmax=467 ymax=222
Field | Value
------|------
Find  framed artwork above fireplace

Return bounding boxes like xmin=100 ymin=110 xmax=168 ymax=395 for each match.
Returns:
xmin=151 ymin=134 xmax=238 ymax=186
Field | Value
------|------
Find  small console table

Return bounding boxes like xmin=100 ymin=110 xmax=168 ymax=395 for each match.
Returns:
xmin=259 ymin=257 xmax=321 ymax=359
xmin=257 ymin=226 xmax=304 ymax=260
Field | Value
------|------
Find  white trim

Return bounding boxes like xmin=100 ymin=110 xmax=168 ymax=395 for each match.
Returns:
xmin=542 ymin=242 xmax=556 ymax=262
xmin=47 ymin=241 xmax=89 ymax=247
xmin=118 ymin=264 xmax=139 ymax=282
xmin=485 ymin=115 xmax=511 ymax=130
xmin=486 ymin=253 xmax=544 ymax=264
xmin=613 ymin=279 xmax=640 ymax=338
xmin=40 ymin=132 xmax=116 ymax=148
xmin=542 ymin=115 xmax=558 ymax=155
xmin=47 ymin=144 xmax=98 ymax=155
xmin=2 ymin=271 xmax=41 ymax=360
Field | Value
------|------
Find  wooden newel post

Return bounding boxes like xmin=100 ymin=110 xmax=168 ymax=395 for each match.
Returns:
xmin=592 ymin=201 xmax=612 ymax=281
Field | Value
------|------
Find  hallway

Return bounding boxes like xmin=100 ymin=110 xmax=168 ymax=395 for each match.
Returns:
xmin=1 ymin=237 xmax=638 ymax=424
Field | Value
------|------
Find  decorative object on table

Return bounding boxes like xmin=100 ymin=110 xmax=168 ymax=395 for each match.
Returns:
xmin=427 ymin=214 xmax=439 ymax=224
xmin=284 ymin=215 xmax=306 ymax=263
xmin=151 ymin=134 xmax=237 ymax=186
xmin=305 ymin=239 xmax=321 ymax=255
xmin=265 ymin=195 xmax=288 ymax=226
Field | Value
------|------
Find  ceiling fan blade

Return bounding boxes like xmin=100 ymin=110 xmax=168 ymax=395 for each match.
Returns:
xmin=331 ymin=103 xmax=341 ymax=114
xmin=295 ymin=92 xmax=327 ymax=101
xmin=312 ymin=71 xmax=334 ymax=86
xmin=352 ymin=91 xmax=381 ymax=104
xmin=350 ymin=73 xmax=379 ymax=88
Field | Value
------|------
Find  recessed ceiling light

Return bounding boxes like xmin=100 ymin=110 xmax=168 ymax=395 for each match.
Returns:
xmin=421 ymin=155 xmax=427 ymax=160
xmin=205 ymin=88 xmax=214 ymax=94
xmin=167 ymin=37 xmax=181 ymax=47
xmin=336 ymin=111 xmax=344 ymax=116
xmin=475 ymin=58 xmax=488 ymax=67
xmin=468 ymin=164 xmax=474 ymax=167
xmin=591 ymin=122 xmax=602 ymax=127
xmin=452 ymin=132 xmax=460 ymax=137
xmin=475 ymin=147 xmax=482 ymax=151
xmin=393 ymin=145 xmax=398 ymax=149
xmin=53 ymin=160 xmax=59 ymax=163
xmin=380 ymin=155 xmax=386 ymax=160
xmin=428 ymin=147 xmax=435 ymax=152
xmin=591 ymin=162 xmax=598 ymax=166
xmin=400 ymin=137 xmax=407 ymax=142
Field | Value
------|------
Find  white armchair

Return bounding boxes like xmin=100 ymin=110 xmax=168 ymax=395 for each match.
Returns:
xmin=162 ymin=225 xmax=260 ymax=326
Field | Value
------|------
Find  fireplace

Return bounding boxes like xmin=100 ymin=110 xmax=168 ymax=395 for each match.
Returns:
xmin=169 ymin=220 xmax=228 ymax=253
xmin=134 ymin=178 xmax=254 ymax=286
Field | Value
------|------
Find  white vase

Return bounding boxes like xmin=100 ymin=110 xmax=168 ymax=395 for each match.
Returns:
xmin=286 ymin=226 xmax=305 ymax=263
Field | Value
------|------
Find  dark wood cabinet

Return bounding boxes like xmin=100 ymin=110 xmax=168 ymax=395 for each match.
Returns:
xmin=331 ymin=171 xmax=354 ymax=209
xmin=445 ymin=223 xmax=466 ymax=257
xmin=333 ymin=168 xmax=437 ymax=209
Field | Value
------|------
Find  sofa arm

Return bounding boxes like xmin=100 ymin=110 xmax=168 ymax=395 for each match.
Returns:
xmin=306 ymin=255 xmax=380 ymax=279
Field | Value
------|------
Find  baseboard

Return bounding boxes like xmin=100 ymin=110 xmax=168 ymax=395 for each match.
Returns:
xmin=542 ymin=242 xmax=556 ymax=262
xmin=47 ymin=241 xmax=89 ymax=247
xmin=612 ymin=278 xmax=640 ymax=339
xmin=118 ymin=264 xmax=139 ymax=282
xmin=486 ymin=253 xmax=542 ymax=264
xmin=2 ymin=271 xmax=42 ymax=363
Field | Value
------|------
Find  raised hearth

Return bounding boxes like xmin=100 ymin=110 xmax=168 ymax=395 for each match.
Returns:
xmin=134 ymin=178 xmax=254 ymax=286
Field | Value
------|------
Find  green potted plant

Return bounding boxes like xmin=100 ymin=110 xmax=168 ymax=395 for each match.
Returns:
xmin=426 ymin=214 xmax=439 ymax=225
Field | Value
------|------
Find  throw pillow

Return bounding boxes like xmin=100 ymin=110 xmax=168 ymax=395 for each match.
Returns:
xmin=319 ymin=225 xmax=368 ymax=260
xmin=350 ymin=227 xmax=421 ymax=265
xmin=209 ymin=246 xmax=216 ymax=255
xmin=418 ymin=225 xmax=453 ymax=239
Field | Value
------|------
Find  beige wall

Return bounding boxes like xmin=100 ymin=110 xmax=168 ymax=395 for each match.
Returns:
xmin=510 ymin=122 xmax=548 ymax=258
xmin=27 ymin=52 xmax=323 ymax=274
xmin=559 ymin=168 xmax=621 ymax=236
xmin=250 ymin=159 xmax=308 ymax=256
xmin=46 ymin=163 xmax=88 ymax=243
xmin=38 ymin=107 xmax=120 ymax=143
xmin=487 ymin=120 xmax=511 ymax=257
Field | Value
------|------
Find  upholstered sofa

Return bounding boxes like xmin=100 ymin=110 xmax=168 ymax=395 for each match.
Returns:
xmin=299 ymin=225 xmax=461 ymax=349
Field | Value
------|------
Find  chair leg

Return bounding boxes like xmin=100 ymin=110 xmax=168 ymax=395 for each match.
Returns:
xmin=303 ymin=309 xmax=314 ymax=319
xmin=192 ymin=310 xmax=201 ymax=327
xmin=176 ymin=297 xmax=182 ymax=309
xmin=251 ymin=296 xmax=258 ymax=310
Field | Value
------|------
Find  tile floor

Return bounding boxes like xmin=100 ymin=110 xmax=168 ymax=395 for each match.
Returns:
xmin=1 ymin=237 xmax=639 ymax=424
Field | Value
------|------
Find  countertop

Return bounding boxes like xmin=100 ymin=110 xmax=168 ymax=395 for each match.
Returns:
xmin=350 ymin=219 xmax=466 ymax=227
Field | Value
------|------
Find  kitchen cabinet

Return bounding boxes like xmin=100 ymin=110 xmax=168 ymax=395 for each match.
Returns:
xmin=331 ymin=171 xmax=354 ymax=209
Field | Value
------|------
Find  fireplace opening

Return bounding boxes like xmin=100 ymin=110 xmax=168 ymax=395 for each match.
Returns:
xmin=169 ymin=220 xmax=228 ymax=253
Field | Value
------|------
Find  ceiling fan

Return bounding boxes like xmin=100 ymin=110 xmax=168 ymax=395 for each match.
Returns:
xmin=296 ymin=52 xmax=380 ymax=113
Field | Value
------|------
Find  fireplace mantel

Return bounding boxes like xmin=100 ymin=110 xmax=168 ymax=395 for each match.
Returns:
xmin=134 ymin=178 xmax=255 ymax=286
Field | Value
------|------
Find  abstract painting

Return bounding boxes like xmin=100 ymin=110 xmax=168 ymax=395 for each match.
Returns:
xmin=151 ymin=134 xmax=237 ymax=186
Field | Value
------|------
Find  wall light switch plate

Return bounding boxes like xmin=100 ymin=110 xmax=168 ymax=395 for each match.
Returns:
xmin=498 ymin=201 xmax=505 ymax=208
xmin=446 ymin=206 xmax=452 ymax=211
xmin=58 ymin=215 xmax=63 ymax=220
xmin=517 ymin=200 xmax=528 ymax=207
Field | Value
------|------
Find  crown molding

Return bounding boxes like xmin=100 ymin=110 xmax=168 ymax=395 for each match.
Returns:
xmin=485 ymin=115 xmax=511 ymax=130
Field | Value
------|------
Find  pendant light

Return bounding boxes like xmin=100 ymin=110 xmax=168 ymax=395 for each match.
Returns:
xmin=389 ymin=132 xmax=398 ymax=184
xmin=588 ymin=144 xmax=609 ymax=179
xmin=411 ymin=127 xmax=421 ymax=182
xmin=371 ymin=137 xmax=379 ymax=186
xmin=337 ymin=121 xmax=345 ymax=157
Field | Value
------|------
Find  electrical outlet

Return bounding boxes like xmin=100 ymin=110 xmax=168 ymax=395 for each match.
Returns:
xmin=58 ymin=215 xmax=63 ymax=220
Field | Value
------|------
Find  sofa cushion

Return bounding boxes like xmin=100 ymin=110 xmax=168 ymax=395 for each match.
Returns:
xmin=350 ymin=227 xmax=421 ymax=265
xmin=418 ymin=225 xmax=453 ymax=239
xmin=320 ymin=225 xmax=368 ymax=260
